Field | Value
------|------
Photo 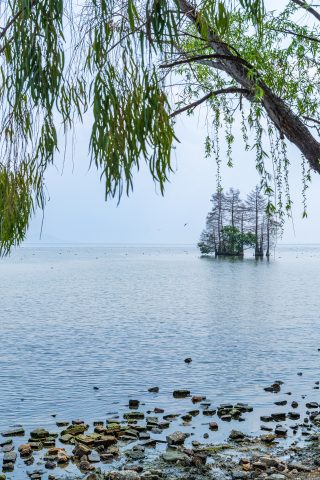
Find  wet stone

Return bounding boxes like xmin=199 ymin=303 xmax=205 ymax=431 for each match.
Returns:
xmin=3 ymin=452 xmax=17 ymax=463
xmin=166 ymin=431 xmax=189 ymax=445
xmin=1 ymin=428 xmax=25 ymax=437
xmin=30 ymin=429 xmax=49 ymax=439
xmin=2 ymin=445 xmax=14 ymax=453
xmin=173 ymin=390 xmax=190 ymax=397
xmin=0 ymin=440 xmax=12 ymax=447
xmin=88 ymin=454 xmax=100 ymax=463
xmin=306 ymin=402 xmax=318 ymax=408
xmin=56 ymin=422 xmax=69 ymax=427
xmin=260 ymin=425 xmax=273 ymax=431
xmin=288 ymin=412 xmax=300 ymax=420
xmin=229 ymin=430 xmax=245 ymax=440
xmin=2 ymin=462 xmax=14 ymax=472
xmin=162 ymin=451 xmax=189 ymax=463
xmin=203 ymin=410 xmax=216 ymax=416
xmin=123 ymin=412 xmax=144 ymax=420
xmin=221 ymin=415 xmax=231 ymax=421
xmin=271 ymin=413 xmax=286 ymax=421
xmin=260 ymin=416 xmax=273 ymax=422
xmin=148 ymin=387 xmax=159 ymax=393
xmin=275 ymin=426 xmax=287 ymax=435
xmin=231 ymin=471 xmax=248 ymax=479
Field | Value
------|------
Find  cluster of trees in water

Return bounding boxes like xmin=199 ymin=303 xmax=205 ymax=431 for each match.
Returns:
xmin=198 ymin=186 xmax=279 ymax=257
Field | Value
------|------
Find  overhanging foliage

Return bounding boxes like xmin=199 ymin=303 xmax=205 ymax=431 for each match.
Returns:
xmin=0 ymin=0 xmax=319 ymax=254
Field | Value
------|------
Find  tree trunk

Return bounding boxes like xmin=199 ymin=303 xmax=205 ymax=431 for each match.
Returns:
xmin=179 ymin=0 xmax=320 ymax=174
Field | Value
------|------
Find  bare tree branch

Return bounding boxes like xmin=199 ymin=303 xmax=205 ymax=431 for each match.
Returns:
xmin=170 ymin=88 xmax=250 ymax=118
xmin=269 ymin=26 xmax=320 ymax=43
xmin=291 ymin=0 xmax=320 ymax=22
xmin=303 ymin=115 xmax=320 ymax=124
xmin=160 ymin=54 xmax=253 ymax=70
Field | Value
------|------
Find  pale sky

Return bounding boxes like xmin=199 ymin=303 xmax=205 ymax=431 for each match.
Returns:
xmin=25 ymin=102 xmax=320 ymax=245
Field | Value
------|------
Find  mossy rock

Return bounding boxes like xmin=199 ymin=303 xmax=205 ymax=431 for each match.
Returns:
xmin=56 ymin=422 xmax=69 ymax=427
xmin=0 ymin=475 xmax=6 ymax=479
xmin=106 ymin=423 xmax=121 ymax=432
xmin=30 ymin=429 xmax=49 ymax=439
xmin=59 ymin=434 xmax=73 ymax=443
xmin=188 ymin=410 xmax=200 ymax=417
xmin=61 ymin=425 xmax=86 ymax=436
xmin=123 ymin=412 xmax=144 ymax=420
xmin=181 ymin=414 xmax=192 ymax=422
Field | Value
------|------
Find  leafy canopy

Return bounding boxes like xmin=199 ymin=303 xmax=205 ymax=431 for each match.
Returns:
xmin=0 ymin=0 xmax=319 ymax=254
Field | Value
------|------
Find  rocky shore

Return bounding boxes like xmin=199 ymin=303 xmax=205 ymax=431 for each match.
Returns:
xmin=2 ymin=387 xmax=320 ymax=480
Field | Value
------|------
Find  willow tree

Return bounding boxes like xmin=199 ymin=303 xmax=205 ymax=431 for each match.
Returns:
xmin=0 ymin=0 xmax=320 ymax=254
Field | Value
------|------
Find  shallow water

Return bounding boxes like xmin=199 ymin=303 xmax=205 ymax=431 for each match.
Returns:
xmin=1 ymin=244 xmax=320 ymax=476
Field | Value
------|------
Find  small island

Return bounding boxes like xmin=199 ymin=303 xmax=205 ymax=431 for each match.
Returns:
xmin=198 ymin=186 xmax=279 ymax=257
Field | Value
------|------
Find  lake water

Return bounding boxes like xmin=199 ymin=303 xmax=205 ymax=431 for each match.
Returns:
xmin=1 ymin=244 xmax=320 ymax=476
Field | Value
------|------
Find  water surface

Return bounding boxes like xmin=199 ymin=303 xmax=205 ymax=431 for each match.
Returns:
xmin=1 ymin=244 xmax=320 ymax=473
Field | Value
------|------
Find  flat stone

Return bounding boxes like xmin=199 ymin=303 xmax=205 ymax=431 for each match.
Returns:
xmin=221 ymin=415 xmax=231 ymax=421
xmin=231 ymin=471 xmax=248 ymax=479
xmin=30 ymin=429 xmax=49 ymax=439
xmin=275 ymin=426 xmax=287 ymax=435
xmin=56 ymin=422 xmax=69 ymax=427
xmin=72 ymin=419 xmax=84 ymax=424
xmin=59 ymin=434 xmax=73 ymax=443
xmin=287 ymin=463 xmax=311 ymax=472
xmin=260 ymin=416 xmax=273 ymax=422
xmin=123 ymin=412 xmax=144 ymax=420
xmin=162 ymin=451 xmax=189 ymax=463
xmin=1 ymin=428 xmax=25 ymax=437
xmin=151 ymin=428 xmax=162 ymax=434
xmin=100 ymin=453 xmax=114 ymax=461
xmin=271 ymin=413 xmax=286 ymax=421
xmin=2 ymin=444 xmax=14 ymax=452
xmin=203 ymin=410 xmax=216 ymax=416
xmin=93 ymin=436 xmax=117 ymax=447
xmin=148 ymin=387 xmax=159 ymax=393
xmin=26 ymin=468 xmax=46 ymax=476
xmin=2 ymin=462 xmax=14 ymax=472
xmin=288 ymin=412 xmax=300 ymax=420
xmin=173 ymin=390 xmax=190 ymax=397
xmin=139 ymin=433 xmax=150 ymax=440
xmin=306 ymin=402 xmax=318 ymax=408
xmin=0 ymin=439 xmax=12 ymax=447
xmin=60 ymin=424 xmax=86 ymax=436
xmin=88 ymin=454 xmax=100 ymax=463
xmin=3 ymin=452 xmax=17 ymax=463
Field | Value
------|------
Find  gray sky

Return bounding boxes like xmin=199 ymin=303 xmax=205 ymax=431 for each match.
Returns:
xmin=26 ymin=104 xmax=320 ymax=245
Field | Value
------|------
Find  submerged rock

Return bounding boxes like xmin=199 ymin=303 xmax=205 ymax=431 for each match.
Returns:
xmin=148 ymin=387 xmax=159 ymax=393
